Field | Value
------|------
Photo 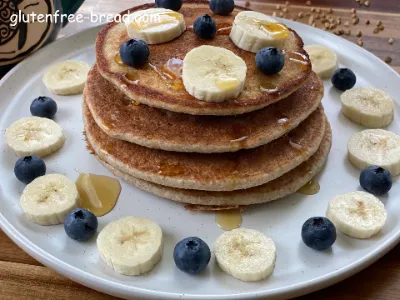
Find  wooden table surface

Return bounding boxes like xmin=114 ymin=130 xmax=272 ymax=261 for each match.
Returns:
xmin=1 ymin=0 xmax=400 ymax=299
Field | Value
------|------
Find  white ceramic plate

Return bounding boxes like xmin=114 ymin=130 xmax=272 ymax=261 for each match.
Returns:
xmin=1 ymin=20 xmax=400 ymax=300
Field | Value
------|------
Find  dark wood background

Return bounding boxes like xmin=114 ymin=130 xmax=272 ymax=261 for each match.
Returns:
xmin=1 ymin=0 xmax=400 ymax=299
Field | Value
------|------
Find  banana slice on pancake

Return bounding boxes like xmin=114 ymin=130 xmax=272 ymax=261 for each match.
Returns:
xmin=230 ymin=11 xmax=290 ymax=53
xmin=124 ymin=8 xmax=185 ymax=44
xmin=182 ymin=45 xmax=247 ymax=102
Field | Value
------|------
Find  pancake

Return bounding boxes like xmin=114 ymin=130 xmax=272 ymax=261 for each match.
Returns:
xmin=85 ymin=65 xmax=323 ymax=153
xmin=83 ymin=100 xmax=326 ymax=191
xmin=96 ymin=0 xmax=312 ymax=115
xmin=87 ymin=120 xmax=331 ymax=206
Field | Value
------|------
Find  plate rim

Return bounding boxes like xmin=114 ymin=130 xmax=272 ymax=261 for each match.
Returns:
xmin=1 ymin=20 xmax=400 ymax=299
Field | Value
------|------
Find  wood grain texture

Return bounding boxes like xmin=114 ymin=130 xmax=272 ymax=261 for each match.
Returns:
xmin=2 ymin=0 xmax=400 ymax=299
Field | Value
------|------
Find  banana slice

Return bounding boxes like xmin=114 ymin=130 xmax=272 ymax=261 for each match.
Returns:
xmin=43 ymin=60 xmax=90 ymax=95
xmin=348 ymin=129 xmax=400 ymax=176
xmin=341 ymin=88 xmax=394 ymax=128
xmin=229 ymin=11 xmax=290 ymax=53
xmin=215 ymin=228 xmax=276 ymax=282
xmin=182 ymin=45 xmax=247 ymax=102
xmin=20 ymin=174 xmax=79 ymax=225
xmin=304 ymin=45 xmax=338 ymax=79
xmin=6 ymin=117 xmax=66 ymax=157
xmin=124 ymin=8 xmax=185 ymax=44
xmin=327 ymin=191 xmax=387 ymax=239
xmin=97 ymin=216 xmax=163 ymax=276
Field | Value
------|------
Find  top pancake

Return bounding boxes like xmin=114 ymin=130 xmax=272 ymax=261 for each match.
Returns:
xmin=85 ymin=65 xmax=323 ymax=153
xmin=96 ymin=0 xmax=312 ymax=115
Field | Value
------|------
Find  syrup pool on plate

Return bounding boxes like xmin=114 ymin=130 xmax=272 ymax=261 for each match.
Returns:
xmin=76 ymin=173 xmax=121 ymax=217
xmin=297 ymin=179 xmax=320 ymax=195
xmin=216 ymin=209 xmax=242 ymax=231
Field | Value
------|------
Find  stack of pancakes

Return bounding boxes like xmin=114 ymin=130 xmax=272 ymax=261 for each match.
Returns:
xmin=83 ymin=1 xmax=332 ymax=208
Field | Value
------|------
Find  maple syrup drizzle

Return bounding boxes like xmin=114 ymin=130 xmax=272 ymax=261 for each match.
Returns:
xmin=297 ymin=179 xmax=320 ymax=195
xmin=114 ymin=53 xmax=124 ymax=66
xmin=215 ymin=209 xmax=242 ymax=231
xmin=230 ymin=123 xmax=249 ymax=147
xmin=157 ymin=162 xmax=185 ymax=177
xmin=76 ymin=173 xmax=121 ymax=217
xmin=216 ymin=77 xmax=240 ymax=91
xmin=286 ymin=51 xmax=310 ymax=71
xmin=277 ymin=114 xmax=292 ymax=129
xmin=260 ymin=23 xmax=290 ymax=39
xmin=259 ymin=79 xmax=279 ymax=94
xmin=148 ymin=58 xmax=185 ymax=91
xmin=217 ymin=23 xmax=233 ymax=35
xmin=115 ymin=54 xmax=141 ymax=84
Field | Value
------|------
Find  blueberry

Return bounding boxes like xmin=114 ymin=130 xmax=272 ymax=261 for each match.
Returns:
xmin=301 ymin=217 xmax=336 ymax=250
xmin=64 ymin=208 xmax=98 ymax=241
xmin=210 ymin=0 xmax=235 ymax=15
xmin=331 ymin=68 xmax=356 ymax=91
xmin=255 ymin=47 xmax=285 ymax=75
xmin=120 ymin=39 xmax=150 ymax=67
xmin=155 ymin=0 xmax=182 ymax=11
xmin=30 ymin=96 xmax=57 ymax=119
xmin=14 ymin=156 xmax=46 ymax=184
xmin=173 ymin=237 xmax=211 ymax=274
xmin=360 ymin=165 xmax=392 ymax=195
xmin=193 ymin=14 xmax=217 ymax=40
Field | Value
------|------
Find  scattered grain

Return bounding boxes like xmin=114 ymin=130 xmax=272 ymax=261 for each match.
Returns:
xmin=352 ymin=18 xmax=359 ymax=25
xmin=365 ymin=19 xmax=370 ymax=25
xmin=276 ymin=4 xmax=281 ymax=9
xmin=298 ymin=12 xmax=304 ymax=18
xmin=345 ymin=29 xmax=351 ymax=36
xmin=388 ymin=38 xmax=394 ymax=45
xmin=356 ymin=30 xmax=362 ymax=37
xmin=373 ymin=27 xmax=379 ymax=34
xmin=324 ymin=22 xmax=330 ymax=29
xmin=364 ymin=0 xmax=370 ymax=7
xmin=311 ymin=7 xmax=316 ymax=12
xmin=344 ymin=21 xmax=350 ymax=27
xmin=316 ymin=8 xmax=321 ymax=13
xmin=357 ymin=38 xmax=363 ymax=46
xmin=282 ymin=7 xmax=288 ymax=13
xmin=272 ymin=11 xmax=277 ymax=17
xmin=244 ymin=0 xmax=250 ymax=7
xmin=385 ymin=56 xmax=392 ymax=64
xmin=379 ymin=25 xmax=385 ymax=31
xmin=351 ymin=8 xmax=356 ymax=14
xmin=328 ymin=8 xmax=333 ymax=14
xmin=377 ymin=20 xmax=382 ymax=26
